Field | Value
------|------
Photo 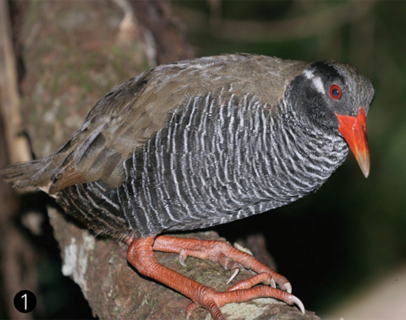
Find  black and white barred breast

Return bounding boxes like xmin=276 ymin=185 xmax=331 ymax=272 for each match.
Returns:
xmin=58 ymin=88 xmax=348 ymax=239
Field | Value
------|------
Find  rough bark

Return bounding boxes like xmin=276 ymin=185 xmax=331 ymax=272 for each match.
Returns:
xmin=11 ymin=1 xmax=320 ymax=319
xmin=0 ymin=1 xmax=36 ymax=318
xmin=128 ymin=0 xmax=194 ymax=64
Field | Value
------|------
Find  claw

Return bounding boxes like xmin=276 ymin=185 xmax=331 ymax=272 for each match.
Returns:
xmin=283 ymin=282 xmax=292 ymax=294
xmin=178 ymin=255 xmax=186 ymax=267
xmin=226 ymin=268 xmax=240 ymax=284
xmin=234 ymin=242 xmax=253 ymax=255
xmin=270 ymin=278 xmax=276 ymax=288
xmin=179 ymin=249 xmax=187 ymax=267
xmin=289 ymin=294 xmax=305 ymax=314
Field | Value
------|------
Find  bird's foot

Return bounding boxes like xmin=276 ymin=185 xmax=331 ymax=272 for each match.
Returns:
xmin=128 ymin=236 xmax=304 ymax=320
xmin=154 ymin=235 xmax=291 ymax=292
xmin=185 ymin=272 xmax=304 ymax=318
xmin=185 ymin=285 xmax=304 ymax=319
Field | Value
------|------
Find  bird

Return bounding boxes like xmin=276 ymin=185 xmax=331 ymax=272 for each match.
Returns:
xmin=2 ymin=53 xmax=374 ymax=319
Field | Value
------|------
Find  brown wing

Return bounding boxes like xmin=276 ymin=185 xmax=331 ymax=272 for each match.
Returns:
xmin=48 ymin=69 xmax=170 ymax=193
xmin=1 ymin=68 xmax=172 ymax=194
xmin=38 ymin=54 xmax=308 ymax=194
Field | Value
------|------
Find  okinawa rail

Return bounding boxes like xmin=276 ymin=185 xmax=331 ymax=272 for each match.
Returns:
xmin=2 ymin=53 xmax=374 ymax=319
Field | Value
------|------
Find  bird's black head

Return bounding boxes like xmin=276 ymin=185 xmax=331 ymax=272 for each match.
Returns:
xmin=285 ymin=61 xmax=375 ymax=177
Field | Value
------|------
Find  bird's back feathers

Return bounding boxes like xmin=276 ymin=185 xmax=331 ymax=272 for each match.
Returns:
xmin=2 ymin=54 xmax=308 ymax=195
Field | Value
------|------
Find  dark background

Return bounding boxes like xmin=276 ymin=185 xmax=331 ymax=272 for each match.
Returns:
xmin=0 ymin=1 xmax=405 ymax=319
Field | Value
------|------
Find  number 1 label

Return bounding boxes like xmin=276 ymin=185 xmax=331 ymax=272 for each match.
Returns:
xmin=14 ymin=290 xmax=36 ymax=313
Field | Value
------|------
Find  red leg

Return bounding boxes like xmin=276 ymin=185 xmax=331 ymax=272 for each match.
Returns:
xmin=127 ymin=236 xmax=305 ymax=320
xmin=153 ymin=235 xmax=291 ymax=292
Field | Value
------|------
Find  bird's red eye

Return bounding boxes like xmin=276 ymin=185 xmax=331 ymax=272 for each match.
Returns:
xmin=329 ymin=85 xmax=342 ymax=100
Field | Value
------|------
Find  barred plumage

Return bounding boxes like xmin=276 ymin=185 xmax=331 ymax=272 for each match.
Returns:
xmin=2 ymin=53 xmax=374 ymax=241
xmin=58 ymin=89 xmax=349 ymax=238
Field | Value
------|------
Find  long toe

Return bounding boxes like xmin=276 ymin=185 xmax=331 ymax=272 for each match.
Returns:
xmin=199 ymin=286 xmax=306 ymax=319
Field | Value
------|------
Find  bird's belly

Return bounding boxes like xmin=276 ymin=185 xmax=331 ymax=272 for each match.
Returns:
xmin=121 ymin=151 xmax=347 ymax=237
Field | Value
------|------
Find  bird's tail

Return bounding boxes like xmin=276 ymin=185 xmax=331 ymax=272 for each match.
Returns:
xmin=1 ymin=156 xmax=55 ymax=193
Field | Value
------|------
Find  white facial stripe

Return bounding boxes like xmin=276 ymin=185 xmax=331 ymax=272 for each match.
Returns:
xmin=303 ymin=70 xmax=314 ymax=79
xmin=312 ymin=77 xmax=325 ymax=94
xmin=304 ymin=69 xmax=326 ymax=94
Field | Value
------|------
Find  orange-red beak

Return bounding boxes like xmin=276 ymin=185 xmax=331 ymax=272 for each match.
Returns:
xmin=336 ymin=107 xmax=370 ymax=178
